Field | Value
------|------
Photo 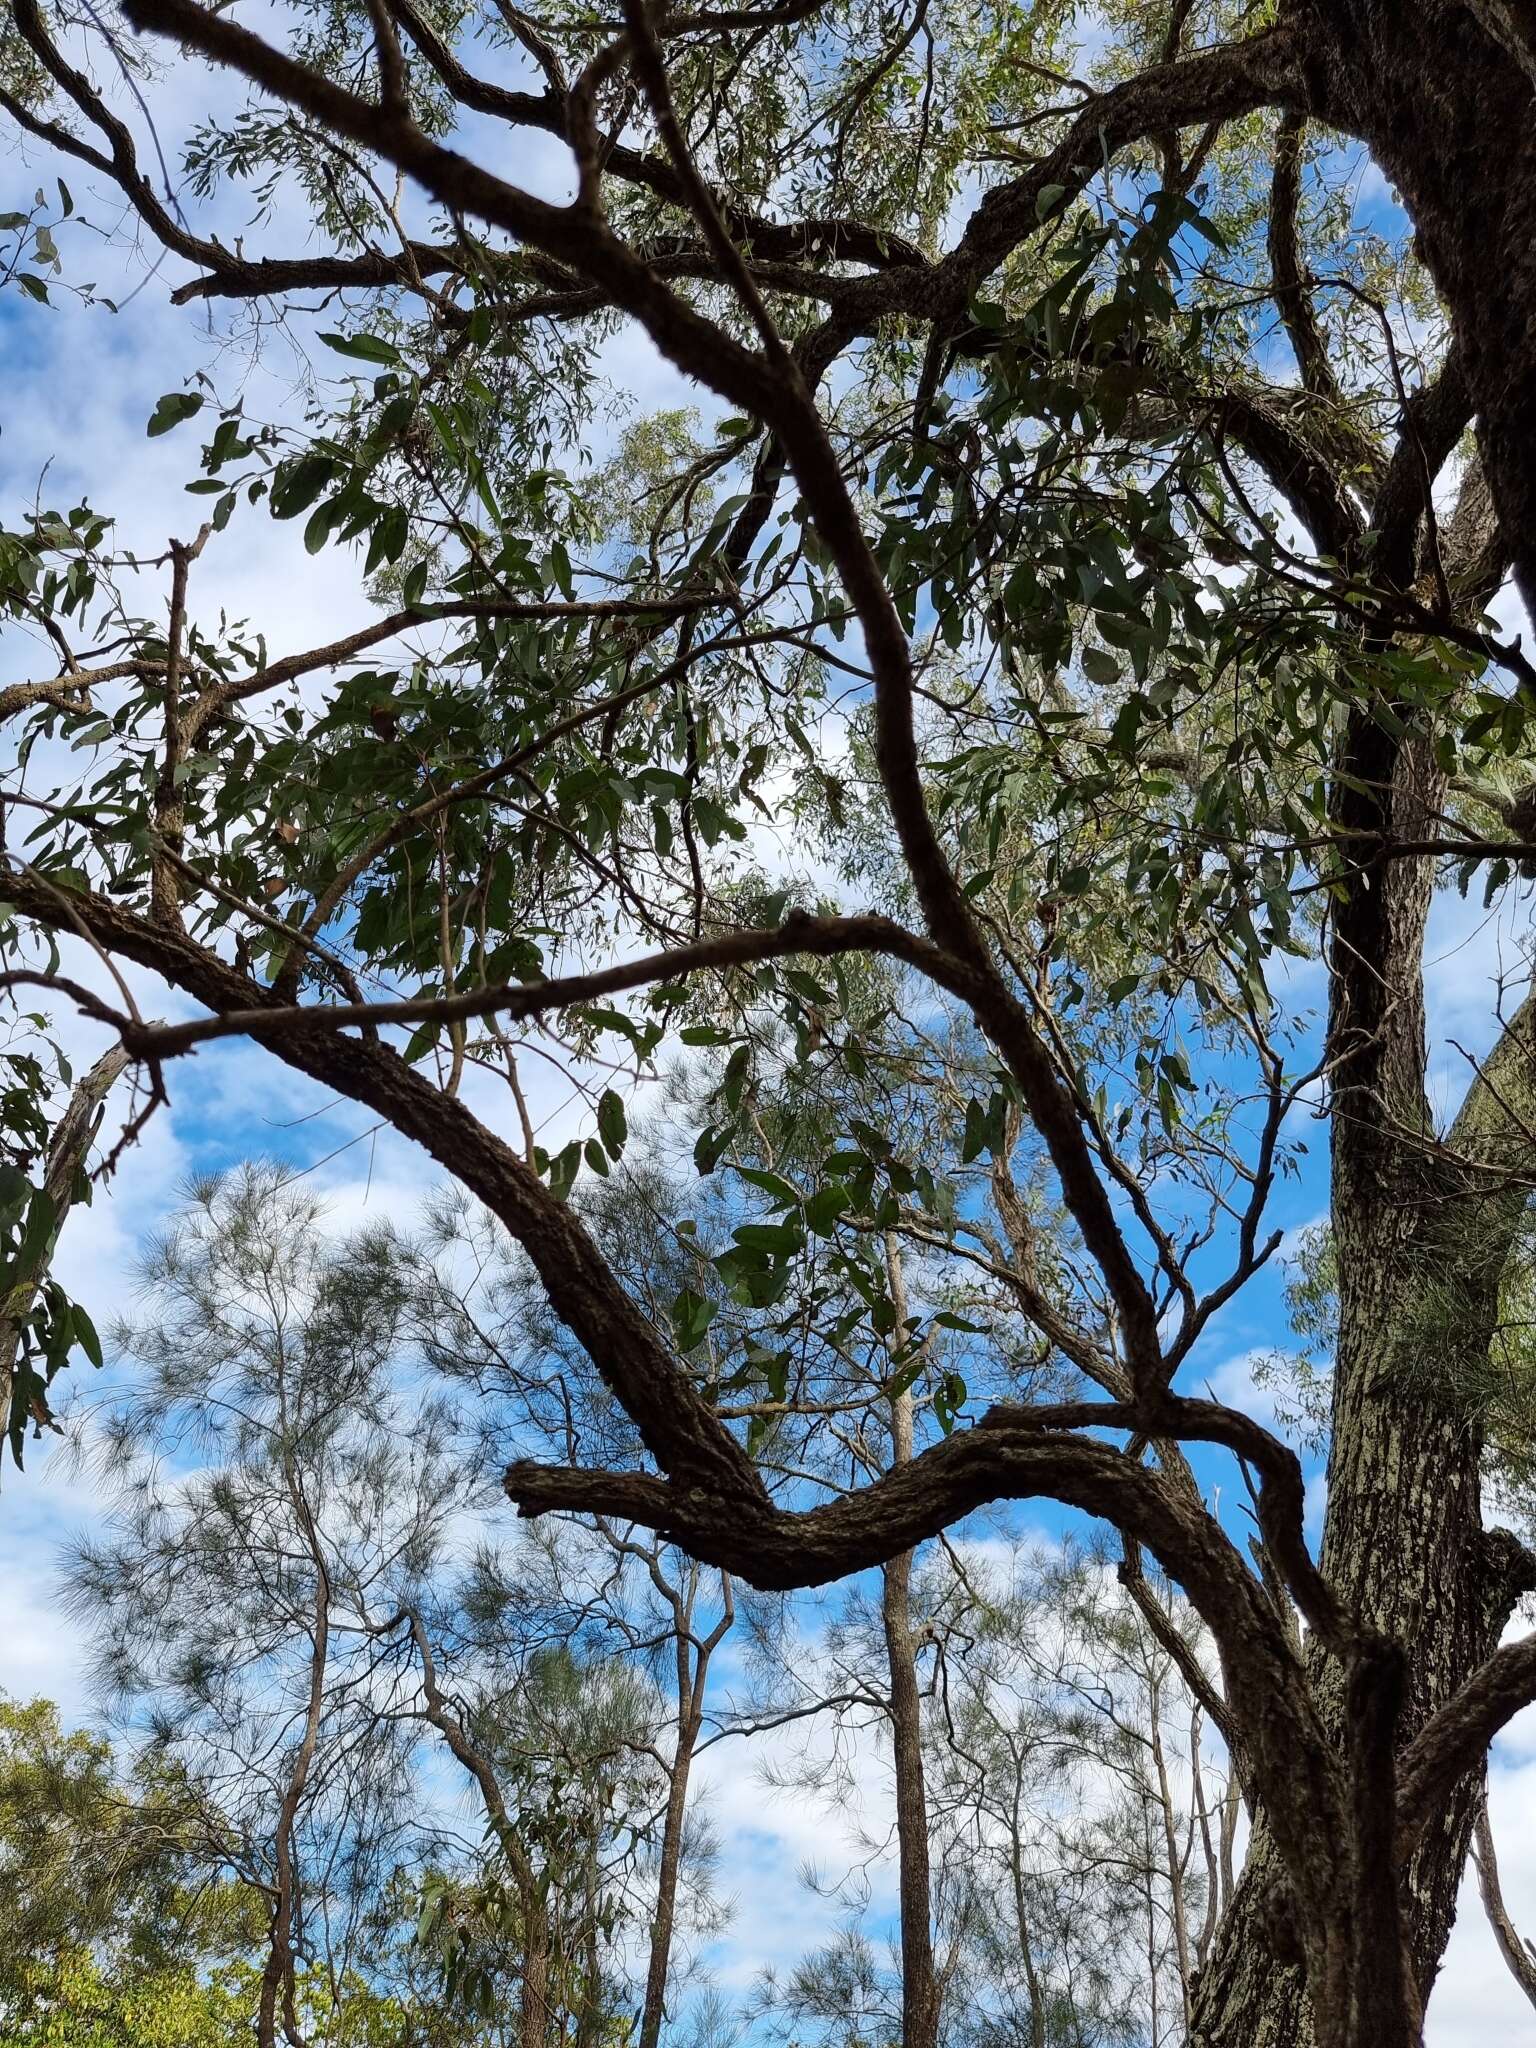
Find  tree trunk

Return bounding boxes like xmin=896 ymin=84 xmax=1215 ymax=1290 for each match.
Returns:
xmin=1186 ymin=8 xmax=1536 ymax=2014
xmin=1192 ymin=692 xmax=1536 ymax=2044
xmin=520 ymin=1883 xmax=552 ymax=2048
xmin=638 ymin=1738 xmax=694 ymax=2048
xmin=638 ymin=1566 xmax=730 ymax=2048
xmin=881 ymin=1239 xmax=940 ymax=2048
xmin=882 ymin=1536 xmax=939 ymax=2048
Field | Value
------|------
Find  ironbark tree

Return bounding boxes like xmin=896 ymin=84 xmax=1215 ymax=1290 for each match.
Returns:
xmin=5 ymin=2 xmax=1536 ymax=2043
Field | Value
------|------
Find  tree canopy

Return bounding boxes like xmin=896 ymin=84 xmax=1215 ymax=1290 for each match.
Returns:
xmin=3 ymin=0 xmax=1536 ymax=2042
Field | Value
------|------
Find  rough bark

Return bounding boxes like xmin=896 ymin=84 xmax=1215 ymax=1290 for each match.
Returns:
xmin=1189 ymin=13 xmax=1536 ymax=2022
xmin=1194 ymin=412 xmax=1536 ymax=2048
xmin=1310 ymin=1 xmax=1536 ymax=618
xmin=1192 ymin=548 xmax=1536 ymax=2048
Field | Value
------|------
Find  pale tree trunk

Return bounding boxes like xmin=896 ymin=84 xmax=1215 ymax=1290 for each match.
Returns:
xmin=1006 ymin=1800 xmax=1049 ymax=2048
xmin=1472 ymin=1790 xmax=1536 ymax=2012
xmin=1146 ymin=1671 xmax=1194 ymax=2034
xmin=260 ymin=1453 xmax=332 ymax=2048
xmin=883 ymin=1236 xmax=940 ymax=2048
xmin=637 ymin=1563 xmax=732 ymax=2048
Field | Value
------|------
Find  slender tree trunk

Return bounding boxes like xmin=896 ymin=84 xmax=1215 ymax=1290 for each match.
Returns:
xmin=638 ymin=1568 xmax=731 ymax=2048
xmin=573 ymin=1845 xmax=604 ymax=2048
xmin=882 ymin=1536 xmax=939 ymax=2048
xmin=1147 ymin=1675 xmax=1194 ymax=2034
xmin=1472 ymin=1790 xmax=1536 ymax=2012
xmin=638 ymin=1741 xmax=695 ymax=2048
xmin=261 ymin=1466 xmax=331 ymax=2048
xmin=882 ymin=1237 xmax=939 ymax=2048
xmin=519 ymin=1882 xmax=552 ymax=2048
xmin=1007 ymin=1777 xmax=1049 ymax=2048
xmin=406 ymin=1613 xmax=556 ymax=2048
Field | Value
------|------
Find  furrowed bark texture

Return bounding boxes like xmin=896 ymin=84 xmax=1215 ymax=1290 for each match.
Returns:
xmin=1191 ymin=12 xmax=1536 ymax=2032
xmin=1194 ymin=26 xmax=1536 ymax=2021
xmin=1315 ymin=2 xmax=1536 ymax=625
xmin=1192 ymin=488 xmax=1532 ymax=2038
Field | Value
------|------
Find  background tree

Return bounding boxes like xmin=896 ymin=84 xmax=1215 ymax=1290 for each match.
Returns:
xmin=0 ymin=1693 xmax=263 ymax=2044
xmin=67 ymin=1168 xmax=485 ymax=2048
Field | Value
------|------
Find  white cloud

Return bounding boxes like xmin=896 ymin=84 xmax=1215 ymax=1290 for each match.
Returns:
xmin=1430 ymin=1751 xmax=1536 ymax=2039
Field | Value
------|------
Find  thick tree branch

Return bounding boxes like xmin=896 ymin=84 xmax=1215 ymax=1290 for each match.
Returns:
xmin=1267 ymin=114 xmax=1346 ymax=414
xmin=1397 ymin=1631 xmax=1536 ymax=1850
xmin=1 ymin=867 xmax=767 ymax=1505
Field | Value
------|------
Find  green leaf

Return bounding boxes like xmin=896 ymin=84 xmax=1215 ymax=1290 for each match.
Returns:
xmin=694 ymin=1126 xmax=728 ymax=1176
xmin=147 ymin=391 xmax=204 ymax=437
xmin=596 ymin=1088 xmax=627 ymax=1158
xmin=736 ymin=1166 xmax=798 ymax=1207
xmin=583 ymin=1135 xmax=610 ymax=1176
xmin=270 ymin=453 xmax=337 ymax=521
xmin=671 ymin=1287 xmax=715 ymax=1352
xmin=72 ymin=1301 xmax=104 ymax=1369
xmin=731 ymin=1220 xmax=804 ymax=1255
xmin=1081 ymin=647 xmax=1120 ymax=685
xmin=803 ymin=1182 xmax=850 ymax=1236
xmin=319 ymin=330 xmax=403 ymax=366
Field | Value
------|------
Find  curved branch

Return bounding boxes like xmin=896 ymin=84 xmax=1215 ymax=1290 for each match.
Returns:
xmin=1266 ymin=113 xmax=1345 ymax=413
xmin=1473 ymin=1787 xmax=1536 ymax=2011
xmin=120 ymin=910 xmax=965 ymax=1056
xmin=930 ymin=23 xmax=1307 ymax=315
xmin=501 ymin=1404 xmax=1347 ymax=1913
xmin=1 ymin=867 xmax=766 ymax=1505
xmin=1369 ymin=342 xmax=1473 ymax=593
xmin=1397 ymin=1630 xmax=1536 ymax=1850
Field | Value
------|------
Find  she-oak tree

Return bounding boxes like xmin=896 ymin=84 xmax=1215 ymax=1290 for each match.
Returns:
xmin=3 ymin=0 xmax=1536 ymax=2041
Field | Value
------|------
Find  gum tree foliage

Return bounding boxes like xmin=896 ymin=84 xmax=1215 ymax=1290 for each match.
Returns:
xmin=0 ymin=1694 xmax=448 ymax=2044
xmin=3 ymin=0 xmax=1536 ymax=2042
